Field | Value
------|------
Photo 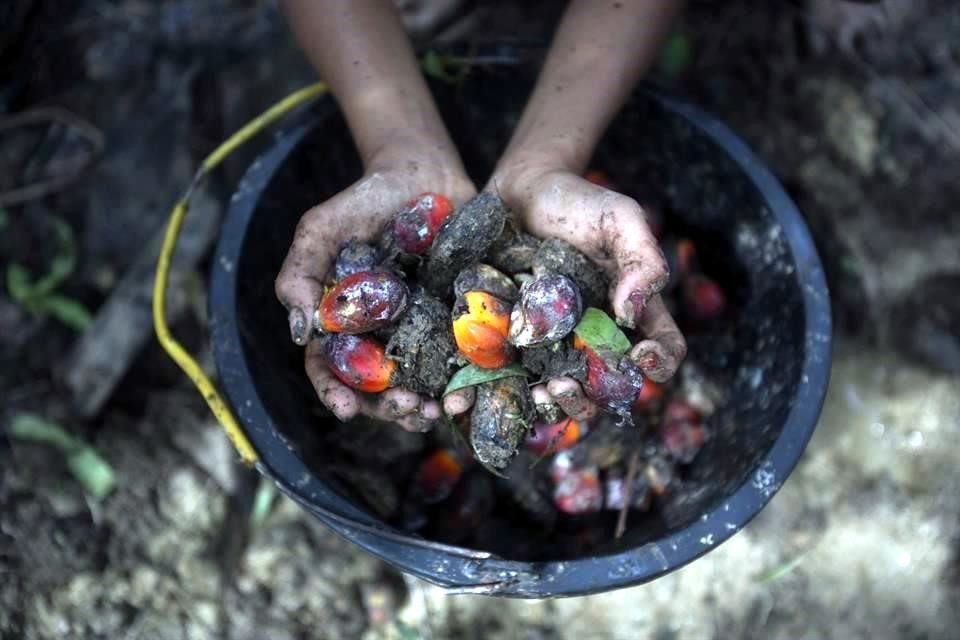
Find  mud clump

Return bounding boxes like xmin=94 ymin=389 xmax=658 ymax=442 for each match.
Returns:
xmin=470 ymin=376 xmax=536 ymax=471
xmin=419 ymin=192 xmax=508 ymax=299
xmin=386 ymin=288 xmax=458 ymax=397
xmin=521 ymin=341 xmax=587 ymax=381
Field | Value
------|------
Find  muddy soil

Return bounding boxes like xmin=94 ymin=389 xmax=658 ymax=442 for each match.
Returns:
xmin=2 ymin=1 xmax=959 ymax=639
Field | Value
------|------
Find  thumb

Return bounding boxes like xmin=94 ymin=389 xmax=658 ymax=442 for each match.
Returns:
xmin=275 ymin=203 xmax=341 ymax=345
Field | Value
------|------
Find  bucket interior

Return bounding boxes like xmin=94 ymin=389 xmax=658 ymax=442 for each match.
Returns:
xmin=229 ymin=67 xmax=807 ymax=561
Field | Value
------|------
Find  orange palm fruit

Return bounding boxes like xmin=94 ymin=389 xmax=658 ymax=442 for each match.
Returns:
xmin=632 ymin=379 xmax=664 ymax=411
xmin=525 ymin=417 xmax=585 ymax=455
xmin=323 ymin=334 xmax=395 ymax=393
xmin=451 ymin=290 xmax=513 ymax=369
xmin=583 ymin=169 xmax=614 ymax=189
xmin=413 ymin=449 xmax=464 ymax=504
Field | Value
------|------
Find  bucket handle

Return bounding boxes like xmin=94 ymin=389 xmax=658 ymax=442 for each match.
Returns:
xmin=152 ymin=83 xmax=329 ymax=465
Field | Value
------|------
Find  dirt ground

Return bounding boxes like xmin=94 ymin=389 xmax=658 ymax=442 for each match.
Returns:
xmin=2 ymin=1 xmax=959 ymax=638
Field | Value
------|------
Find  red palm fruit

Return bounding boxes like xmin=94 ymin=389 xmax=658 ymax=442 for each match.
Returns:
xmin=682 ymin=274 xmax=726 ymax=322
xmin=317 ymin=270 xmax=408 ymax=334
xmin=660 ymin=418 xmax=705 ymax=464
xmin=645 ymin=205 xmax=664 ymax=240
xmin=525 ymin=417 xmax=585 ymax=456
xmin=432 ymin=471 xmax=495 ymax=541
xmin=633 ymin=379 xmax=664 ymax=412
xmin=663 ymin=398 xmax=699 ymax=425
xmin=413 ymin=449 xmax=463 ymax=504
xmin=391 ymin=192 xmax=454 ymax=254
xmin=323 ymin=334 xmax=396 ymax=393
xmin=572 ymin=335 xmax=644 ymax=421
xmin=451 ymin=291 xmax=514 ymax=369
xmin=583 ymin=169 xmax=614 ymax=189
xmin=553 ymin=465 xmax=603 ymax=515
xmin=508 ymin=273 xmax=582 ymax=347
xmin=675 ymin=238 xmax=697 ymax=277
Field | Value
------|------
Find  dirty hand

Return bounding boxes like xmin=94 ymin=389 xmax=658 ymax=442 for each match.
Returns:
xmin=277 ymin=147 xmax=476 ymax=431
xmin=445 ymin=167 xmax=686 ymax=422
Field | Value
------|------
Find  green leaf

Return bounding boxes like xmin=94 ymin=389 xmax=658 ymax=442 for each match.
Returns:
xmin=443 ymin=363 xmax=528 ymax=396
xmin=657 ymin=30 xmax=693 ymax=80
xmin=66 ymin=448 xmax=117 ymax=500
xmin=6 ymin=263 xmax=37 ymax=303
xmin=573 ymin=307 xmax=631 ymax=355
xmin=394 ymin=621 xmax=425 ymax=640
xmin=9 ymin=413 xmax=79 ymax=450
xmin=444 ymin=413 xmax=472 ymax=457
xmin=28 ymin=216 xmax=76 ymax=297
xmin=421 ymin=50 xmax=447 ymax=80
xmin=8 ymin=413 xmax=116 ymax=499
xmin=753 ymin=548 xmax=813 ymax=584
xmin=250 ymin=477 xmax=277 ymax=526
xmin=34 ymin=294 xmax=93 ymax=331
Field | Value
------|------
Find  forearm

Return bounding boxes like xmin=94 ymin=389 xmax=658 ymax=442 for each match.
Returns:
xmin=494 ymin=0 xmax=684 ymax=178
xmin=280 ymin=0 xmax=460 ymax=168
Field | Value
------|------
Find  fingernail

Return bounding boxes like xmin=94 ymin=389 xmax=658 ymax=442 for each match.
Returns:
xmin=636 ymin=351 xmax=661 ymax=373
xmin=289 ymin=308 xmax=308 ymax=345
xmin=629 ymin=290 xmax=647 ymax=324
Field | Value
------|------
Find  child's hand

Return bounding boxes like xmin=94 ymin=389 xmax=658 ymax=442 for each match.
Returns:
xmin=276 ymin=146 xmax=476 ymax=429
xmin=444 ymin=166 xmax=685 ymax=422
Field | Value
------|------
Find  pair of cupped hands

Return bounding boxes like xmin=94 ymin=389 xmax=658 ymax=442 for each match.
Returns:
xmin=275 ymin=141 xmax=687 ymax=432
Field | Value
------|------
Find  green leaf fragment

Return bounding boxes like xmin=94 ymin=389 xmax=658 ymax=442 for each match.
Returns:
xmin=8 ymin=413 xmax=116 ymax=499
xmin=6 ymin=263 xmax=36 ymax=303
xmin=250 ymin=476 xmax=277 ymax=526
xmin=35 ymin=294 xmax=93 ymax=331
xmin=444 ymin=413 xmax=472 ymax=457
xmin=657 ymin=30 xmax=693 ymax=79
xmin=753 ymin=548 xmax=813 ymax=584
xmin=66 ymin=448 xmax=117 ymax=500
xmin=9 ymin=413 xmax=78 ymax=450
xmin=443 ymin=363 xmax=529 ymax=396
xmin=573 ymin=307 xmax=631 ymax=355
xmin=394 ymin=621 xmax=425 ymax=640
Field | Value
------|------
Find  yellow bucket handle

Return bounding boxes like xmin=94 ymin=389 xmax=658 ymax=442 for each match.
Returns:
xmin=152 ymin=82 xmax=329 ymax=465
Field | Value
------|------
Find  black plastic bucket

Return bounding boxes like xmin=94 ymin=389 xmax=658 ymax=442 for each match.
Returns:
xmin=209 ymin=65 xmax=831 ymax=597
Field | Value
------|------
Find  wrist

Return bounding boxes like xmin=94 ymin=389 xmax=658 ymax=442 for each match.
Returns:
xmin=490 ymin=149 xmax=577 ymax=203
xmin=347 ymin=82 xmax=459 ymax=169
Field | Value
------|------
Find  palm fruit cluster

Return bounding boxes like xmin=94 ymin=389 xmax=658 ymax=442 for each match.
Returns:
xmin=312 ymin=174 xmax=729 ymax=537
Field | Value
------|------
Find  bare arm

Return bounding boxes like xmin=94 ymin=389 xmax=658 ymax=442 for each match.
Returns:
xmin=447 ymin=0 xmax=687 ymax=418
xmin=277 ymin=0 xmax=474 ymax=428
xmin=280 ymin=0 xmax=462 ymax=169
xmin=494 ymin=0 xmax=683 ymax=176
